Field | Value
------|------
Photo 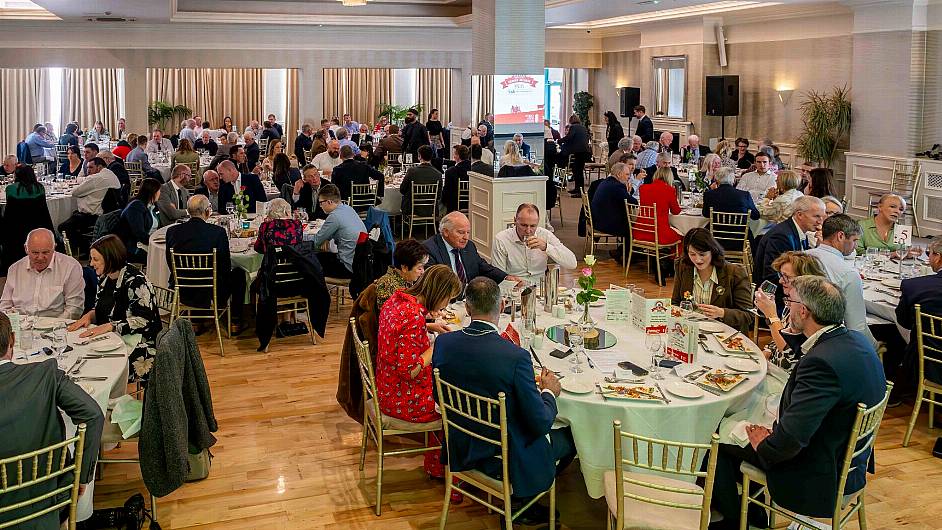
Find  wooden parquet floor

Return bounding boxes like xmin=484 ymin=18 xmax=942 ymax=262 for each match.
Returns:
xmin=94 ymin=194 xmax=942 ymax=529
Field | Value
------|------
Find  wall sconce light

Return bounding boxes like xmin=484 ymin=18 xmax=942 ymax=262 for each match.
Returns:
xmin=776 ymin=89 xmax=794 ymax=105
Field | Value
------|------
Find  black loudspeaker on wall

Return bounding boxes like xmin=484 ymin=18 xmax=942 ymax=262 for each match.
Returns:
xmin=619 ymin=87 xmax=640 ymax=117
xmin=705 ymin=75 xmax=739 ymax=116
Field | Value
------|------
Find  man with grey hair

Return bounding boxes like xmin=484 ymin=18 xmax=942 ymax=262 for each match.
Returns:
xmin=680 ymin=133 xmax=711 ymax=165
xmin=335 ymin=127 xmax=358 ymax=153
xmin=0 ymin=228 xmax=84 ymax=318
xmin=711 ymin=275 xmax=886 ymax=529
xmin=607 ymin=136 xmax=633 ymax=173
xmin=195 ymin=169 xmax=221 ymax=211
xmin=424 ymin=211 xmax=519 ymax=288
xmin=294 ymin=123 xmax=314 ymax=164
xmin=512 ymin=133 xmax=531 ymax=160
xmin=156 ymin=163 xmax=192 ymax=226
xmin=179 ymin=119 xmax=197 ymax=145
xmin=591 ymin=162 xmax=638 ymax=243
xmin=807 ymin=214 xmax=875 ymax=345
xmin=701 ymin=166 xmax=759 ymax=221
xmin=166 ymin=194 xmax=246 ymax=333
xmin=432 ymin=276 xmax=574 ymax=526
xmin=492 ymin=203 xmax=576 ymax=285
xmin=657 ymin=131 xmax=674 ymax=154
xmin=242 ymin=130 xmax=260 ymax=171
xmin=754 ymin=195 xmax=826 ymax=309
xmin=1 ymin=154 xmax=16 ymax=177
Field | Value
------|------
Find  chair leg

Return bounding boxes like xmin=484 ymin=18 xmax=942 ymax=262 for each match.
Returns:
xmin=903 ymin=384 xmax=925 ymax=446
xmin=503 ymin=493 xmax=514 ymax=530
xmin=359 ymin=414 xmax=369 ymax=472
xmin=150 ymin=494 xmax=158 ymax=522
xmin=655 ymin=249 xmax=663 ymax=285
xmin=858 ymin=495 xmax=868 ymax=530
xmin=438 ymin=469 xmax=452 ymax=530
xmin=625 ymin=246 xmax=634 ymax=277
xmin=738 ymin=475 xmax=751 ymax=530
xmin=214 ymin=311 xmax=225 ymax=357
xmin=375 ymin=434 xmax=384 ymax=516
xmin=929 ymin=392 xmax=935 ymax=430
xmin=549 ymin=483 xmax=556 ymax=530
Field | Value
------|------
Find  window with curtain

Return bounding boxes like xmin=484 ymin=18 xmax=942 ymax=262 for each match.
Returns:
xmin=322 ymin=68 xmax=393 ymax=126
xmin=146 ymin=68 xmax=264 ymax=133
xmin=417 ymin=69 xmax=452 ymax=124
xmin=0 ymin=68 xmax=48 ymax=158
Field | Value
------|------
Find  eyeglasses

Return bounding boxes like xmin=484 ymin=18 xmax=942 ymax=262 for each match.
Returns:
xmin=318 ymin=199 xmax=330 ymax=205
xmin=782 ymin=297 xmax=805 ymax=308
xmin=736 ymin=144 xmax=747 ymax=148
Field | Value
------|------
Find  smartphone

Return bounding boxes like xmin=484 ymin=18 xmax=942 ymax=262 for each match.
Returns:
xmin=759 ymin=280 xmax=778 ymax=296
xmin=658 ymin=359 xmax=682 ymax=369
xmin=617 ymin=361 xmax=649 ymax=377
xmin=549 ymin=348 xmax=573 ymax=359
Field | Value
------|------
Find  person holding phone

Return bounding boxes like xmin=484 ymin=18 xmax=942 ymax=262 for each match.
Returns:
xmin=670 ymin=228 xmax=754 ymax=332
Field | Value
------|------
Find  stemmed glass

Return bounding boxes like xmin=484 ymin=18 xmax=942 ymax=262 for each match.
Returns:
xmin=51 ymin=323 xmax=68 ymax=367
xmin=226 ymin=203 xmax=235 ymax=216
xmin=679 ymin=300 xmax=694 ymax=316
xmin=646 ymin=332 xmax=664 ymax=380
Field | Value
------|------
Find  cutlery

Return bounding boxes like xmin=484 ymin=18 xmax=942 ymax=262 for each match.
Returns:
xmin=71 ymin=376 xmax=107 ymax=382
xmin=76 ymin=334 xmax=111 ymax=346
xmin=604 ymin=374 xmax=643 ymax=384
xmin=875 ymin=288 xmax=900 ymax=297
xmin=69 ymin=359 xmax=87 ymax=375
xmin=684 ymin=366 xmax=712 ymax=381
xmin=653 ymin=382 xmax=671 ymax=404
xmin=681 ymin=378 xmax=722 ymax=396
xmin=712 ymin=350 xmax=761 ymax=364
xmin=82 ymin=353 xmax=125 ymax=359
xmin=529 ymin=346 xmax=545 ymax=369
xmin=698 ymin=338 xmax=714 ymax=353
xmin=63 ymin=358 xmax=82 ymax=374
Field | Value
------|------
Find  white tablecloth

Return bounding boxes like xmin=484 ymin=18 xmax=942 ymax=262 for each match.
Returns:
xmin=0 ymin=194 xmax=76 ymax=228
xmin=669 ymin=208 xmax=768 ymax=238
xmin=862 ymin=272 xmax=911 ymax=341
xmin=13 ymin=322 xmax=130 ymax=521
xmin=459 ymin=303 xmax=768 ymax=499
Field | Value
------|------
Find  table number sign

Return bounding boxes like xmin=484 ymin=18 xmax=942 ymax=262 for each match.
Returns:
xmin=666 ymin=308 xmax=699 ymax=363
xmin=630 ymin=293 xmax=671 ymax=334
xmin=894 ymin=224 xmax=912 ymax=247
xmin=605 ymin=285 xmax=631 ymax=321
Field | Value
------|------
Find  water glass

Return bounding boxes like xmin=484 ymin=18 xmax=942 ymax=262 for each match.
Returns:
xmin=52 ymin=324 xmax=67 ymax=361
xmin=679 ymin=301 xmax=694 ymax=315
xmin=646 ymin=333 xmax=664 ymax=379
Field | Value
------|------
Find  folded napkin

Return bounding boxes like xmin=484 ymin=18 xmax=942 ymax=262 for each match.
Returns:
xmin=730 ymin=420 xmax=773 ymax=448
xmin=109 ymin=395 xmax=143 ymax=439
xmin=673 ymin=363 xmax=704 ymax=379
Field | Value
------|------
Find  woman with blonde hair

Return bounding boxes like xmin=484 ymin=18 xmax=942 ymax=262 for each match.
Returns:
xmin=714 ymin=139 xmax=738 ymax=170
xmin=758 ymin=169 xmax=804 ymax=223
xmin=699 ymin=152 xmax=723 ymax=186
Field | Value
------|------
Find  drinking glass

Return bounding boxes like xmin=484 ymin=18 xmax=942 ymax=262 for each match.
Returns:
xmin=679 ymin=301 xmax=694 ymax=315
xmin=226 ymin=203 xmax=235 ymax=216
xmin=646 ymin=333 xmax=664 ymax=379
xmin=51 ymin=323 xmax=68 ymax=364
xmin=568 ymin=328 xmax=584 ymax=373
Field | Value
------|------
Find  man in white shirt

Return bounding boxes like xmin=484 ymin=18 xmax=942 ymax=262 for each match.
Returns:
xmin=806 ymin=214 xmax=876 ymax=346
xmin=145 ymin=129 xmax=174 ymax=155
xmin=736 ymin=151 xmax=777 ymax=202
xmin=0 ymin=228 xmax=85 ymax=319
xmin=58 ymin=157 xmax=122 ymax=254
xmin=244 ymin=120 xmax=263 ymax=138
xmin=156 ymin=164 xmax=192 ymax=226
xmin=179 ymin=119 xmax=197 ymax=145
xmin=492 ymin=203 xmax=577 ymax=286
xmin=312 ymin=140 xmax=342 ymax=177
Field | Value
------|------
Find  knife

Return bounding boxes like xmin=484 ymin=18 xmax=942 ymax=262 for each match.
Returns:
xmin=653 ymin=381 xmax=671 ymax=404
xmin=683 ymin=379 xmax=723 ymax=396
xmin=529 ymin=346 xmax=545 ymax=369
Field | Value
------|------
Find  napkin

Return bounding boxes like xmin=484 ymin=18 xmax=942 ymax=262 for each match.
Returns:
xmin=730 ymin=420 xmax=773 ymax=448
xmin=673 ymin=363 xmax=704 ymax=379
xmin=109 ymin=395 xmax=143 ymax=439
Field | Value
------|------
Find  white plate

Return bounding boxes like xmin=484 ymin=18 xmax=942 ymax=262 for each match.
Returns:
xmin=725 ymin=358 xmax=761 ymax=372
xmin=31 ymin=317 xmax=62 ymax=330
xmin=91 ymin=337 xmax=124 ymax=352
xmin=663 ymin=380 xmax=704 ymax=399
xmin=881 ymin=278 xmax=902 ymax=289
xmin=698 ymin=321 xmax=726 ymax=333
xmin=560 ymin=377 xmax=595 ymax=394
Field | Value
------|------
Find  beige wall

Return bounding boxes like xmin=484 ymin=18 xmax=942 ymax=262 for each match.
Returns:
xmin=924 ymin=30 xmax=942 ymax=150
xmin=593 ymin=50 xmax=640 ymax=122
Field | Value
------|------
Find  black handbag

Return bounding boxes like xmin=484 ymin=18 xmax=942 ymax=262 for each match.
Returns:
xmin=76 ymin=493 xmax=160 ymax=530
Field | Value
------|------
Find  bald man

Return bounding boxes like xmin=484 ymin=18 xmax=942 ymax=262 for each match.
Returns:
xmin=0 ymin=228 xmax=85 ymax=318
xmin=680 ymin=134 xmax=711 ymax=165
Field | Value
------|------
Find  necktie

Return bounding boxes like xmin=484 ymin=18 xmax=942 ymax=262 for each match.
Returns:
xmin=177 ymin=188 xmax=184 ymax=209
xmin=451 ymin=248 xmax=466 ymax=284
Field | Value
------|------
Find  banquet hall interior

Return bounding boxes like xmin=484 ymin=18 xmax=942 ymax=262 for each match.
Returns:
xmin=3 ymin=0 xmax=942 ymax=529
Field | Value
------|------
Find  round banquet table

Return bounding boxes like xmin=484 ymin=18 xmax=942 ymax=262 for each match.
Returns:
xmin=669 ymin=208 xmax=769 ymax=238
xmin=450 ymin=302 xmax=769 ymax=499
xmin=12 ymin=321 xmax=131 ymax=522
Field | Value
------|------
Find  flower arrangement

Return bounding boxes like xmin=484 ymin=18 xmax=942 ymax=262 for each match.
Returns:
xmin=576 ymin=255 xmax=604 ymax=326
xmin=232 ymin=185 xmax=250 ymax=218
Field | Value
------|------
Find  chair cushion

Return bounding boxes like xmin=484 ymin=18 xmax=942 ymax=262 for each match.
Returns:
xmin=456 ymin=468 xmax=508 ymax=496
xmin=603 ymin=470 xmax=705 ymax=530
xmin=365 ymin=398 xmax=442 ymax=432
xmin=325 ymin=277 xmax=351 ymax=286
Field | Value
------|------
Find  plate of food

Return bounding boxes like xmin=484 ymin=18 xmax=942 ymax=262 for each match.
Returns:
xmin=713 ymin=333 xmax=755 ymax=353
xmin=881 ymin=278 xmax=902 ymax=289
xmin=694 ymin=369 xmax=747 ymax=392
xmin=560 ymin=377 xmax=595 ymax=394
xmin=596 ymin=384 xmax=662 ymax=401
xmin=663 ymin=380 xmax=704 ymax=399
xmin=440 ymin=308 xmax=462 ymax=325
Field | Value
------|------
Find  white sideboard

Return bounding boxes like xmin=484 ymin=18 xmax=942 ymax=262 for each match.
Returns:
xmin=468 ymin=172 xmax=548 ymax=260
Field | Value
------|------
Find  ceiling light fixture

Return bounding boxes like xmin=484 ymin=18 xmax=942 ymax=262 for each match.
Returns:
xmin=550 ymin=1 xmax=780 ymax=29
xmin=338 ymin=0 xmax=368 ymax=6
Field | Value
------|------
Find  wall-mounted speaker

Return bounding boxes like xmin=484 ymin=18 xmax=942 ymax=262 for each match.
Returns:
xmin=705 ymin=75 xmax=739 ymax=117
xmin=715 ymin=25 xmax=728 ymax=67
xmin=619 ymin=87 xmax=640 ymax=117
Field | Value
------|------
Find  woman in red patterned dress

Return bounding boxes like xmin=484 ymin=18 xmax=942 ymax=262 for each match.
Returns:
xmin=376 ymin=264 xmax=461 ymax=477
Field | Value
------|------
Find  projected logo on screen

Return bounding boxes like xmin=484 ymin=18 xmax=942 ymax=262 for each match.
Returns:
xmin=494 ymin=74 xmax=545 ymax=131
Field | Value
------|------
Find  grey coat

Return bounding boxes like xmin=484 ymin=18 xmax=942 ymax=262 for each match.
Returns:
xmin=139 ymin=319 xmax=217 ymax=497
xmin=156 ymin=181 xmax=190 ymax=227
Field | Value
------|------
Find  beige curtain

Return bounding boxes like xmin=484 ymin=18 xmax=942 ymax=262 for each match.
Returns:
xmin=0 ymin=68 xmax=48 ymax=159
xmin=285 ymin=69 xmax=300 ymax=155
xmin=323 ymin=68 xmax=392 ymax=126
xmin=146 ymin=68 xmax=263 ymax=132
xmin=560 ymin=68 xmax=575 ymax=125
xmin=417 ymin=68 xmax=452 ymax=124
xmin=62 ymin=68 xmax=122 ymax=138
xmin=471 ymin=74 xmax=494 ymax=125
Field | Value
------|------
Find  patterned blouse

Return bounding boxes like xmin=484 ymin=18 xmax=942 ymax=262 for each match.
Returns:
xmin=254 ymin=218 xmax=303 ymax=254
xmin=765 ymin=307 xmax=803 ymax=372
xmin=375 ymin=290 xmax=439 ymax=423
xmin=375 ymin=267 xmax=411 ymax=311
xmin=95 ymin=265 xmax=162 ymax=383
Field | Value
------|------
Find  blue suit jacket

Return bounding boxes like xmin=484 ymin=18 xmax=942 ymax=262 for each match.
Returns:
xmin=591 ymin=176 xmax=636 ymax=237
xmin=754 ymin=218 xmax=807 ymax=289
xmin=218 ymin=173 xmax=267 ymax=213
xmin=702 ymin=184 xmax=759 ymax=220
xmin=765 ymin=327 xmax=886 ymax=517
xmin=896 ymin=270 xmax=942 ymax=384
xmin=423 ymin=234 xmax=507 ymax=284
xmin=432 ymin=321 xmax=558 ymax=498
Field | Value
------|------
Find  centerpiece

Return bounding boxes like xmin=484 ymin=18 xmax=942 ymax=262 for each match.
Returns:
xmin=575 ymin=254 xmax=604 ymax=328
xmin=232 ymin=185 xmax=250 ymax=220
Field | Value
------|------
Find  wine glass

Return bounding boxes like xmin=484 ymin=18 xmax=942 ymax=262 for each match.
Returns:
xmin=51 ymin=323 xmax=68 ymax=365
xmin=226 ymin=203 xmax=235 ymax=216
xmin=568 ymin=329 xmax=584 ymax=374
xmin=679 ymin=300 xmax=694 ymax=315
xmin=646 ymin=333 xmax=664 ymax=380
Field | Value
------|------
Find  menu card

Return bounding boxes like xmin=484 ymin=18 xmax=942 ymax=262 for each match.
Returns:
xmin=630 ymin=293 xmax=671 ymax=334
xmin=666 ymin=308 xmax=699 ymax=363
xmin=605 ymin=285 xmax=631 ymax=321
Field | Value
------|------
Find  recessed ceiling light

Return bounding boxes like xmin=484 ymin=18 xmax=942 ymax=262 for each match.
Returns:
xmin=338 ymin=0 xmax=369 ymax=6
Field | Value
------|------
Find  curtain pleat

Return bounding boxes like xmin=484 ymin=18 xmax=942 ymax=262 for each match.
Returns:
xmin=0 ymin=68 xmax=48 ymax=159
xmin=560 ymin=68 xmax=575 ymax=125
xmin=286 ymin=69 xmax=300 ymax=155
xmin=62 ymin=68 xmax=122 ymax=138
xmin=322 ymin=68 xmax=344 ymax=121
xmin=323 ymin=68 xmax=392 ymax=126
xmin=146 ymin=68 xmax=263 ymax=133
xmin=417 ymin=68 xmax=452 ymax=124
xmin=471 ymin=74 xmax=494 ymax=125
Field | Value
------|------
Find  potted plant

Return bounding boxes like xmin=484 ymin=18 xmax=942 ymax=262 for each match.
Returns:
xmin=376 ymin=103 xmax=424 ymax=126
xmin=795 ymin=86 xmax=851 ymax=168
xmin=147 ymin=101 xmax=193 ymax=131
xmin=573 ymin=91 xmax=594 ymax=128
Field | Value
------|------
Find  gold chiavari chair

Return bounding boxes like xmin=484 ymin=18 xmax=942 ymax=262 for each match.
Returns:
xmin=153 ymin=285 xmax=176 ymax=326
xmin=351 ymin=319 xmax=441 ymax=516
xmin=129 ymin=178 xmax=143 ymax=200
xmin=182 ymin=161 xmax=199 ymax=189
xmin=709 ymin=209 xmax=752 ymax=278
xmin=0 ymin=424 xmax=86 ymax=529
xmin=581 ymin=189 xmax=621 ymax=256
xmin=125 ymin=161 xmax=144 ymax=181
xmin=61 ymin=232 xmax=73 ymax=258
xmin=98 ymin=419 xmax=158 ymax=522
xmin=457 ymin=179 xmax=470 ymax=214
xmin=434 ymin=368 xmax=556 ymax=530
xmin=904 ymin=305 xmax=942 ymax=446
xmin=404 ymin=182 xmax=439 ymax=239
xmin=386 ymin=151 xmax=403 ymax=173
xmin=739 ymin=382 xmax=894 ymax=530
xmin=169 ymin=249 xmax=230 ymax=356
xmin=551 ymin=167 xmax=569 ymax=228
xmin=268 ymin=246 xmax=316 ymax=347
xmin=605 ymin=421 xmax=719 ymax=530
xmin=349 ymin=182 xmax=378 ymax=220
xmin=258 ymin=137 xmax=269 ymax=154
xmin=626 ymin=202 xmax=678 ymax=284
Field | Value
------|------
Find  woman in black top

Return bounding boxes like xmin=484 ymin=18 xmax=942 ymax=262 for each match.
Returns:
xmin=730 ymin=137 xmax=755 ymax=170
xmin=271 ymin=153 xmax=300 ymax=189
xmin=60 ymin=145 xmax=83 ymax=176
xmin=604 ymin=111 xmax=624 ymax=155
xmin=426 ymin=108 xmax=444 ymax=159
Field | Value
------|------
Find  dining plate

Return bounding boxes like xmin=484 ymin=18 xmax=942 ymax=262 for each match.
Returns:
xmin=560 ymin=377 xmax=595 ymax=394
xmin=663 ymin=380 xmax=704 ymax=399
xmin=698 ymin=321 xmax=726 ymax=333
xmin=725 ymin=358 xmax=761 ymax=372
xmin=881 ymin=278 xmax=902 ymax=289
xmin=596 ymin=384 xmax=661 ymax=401
xmin=31 ymin=317 xmax=61 ymax=330
xmin=91 ymin=337 xmax=124 ymax=352
xmin=694 ymin=369 xmax=748 ymax=392
xmin=713 ymin=333 xmax=756 ymax=353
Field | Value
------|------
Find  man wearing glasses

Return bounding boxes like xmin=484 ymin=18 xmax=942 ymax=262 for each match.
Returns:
xmin=312 ymin=183 xmax=366 ymax=279
xmin=730 ymin=137 xmax=755 ymax=170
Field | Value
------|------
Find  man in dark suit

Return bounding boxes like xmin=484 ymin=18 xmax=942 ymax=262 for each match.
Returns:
xmin=294 ymin=123 xmax=314 ymax=164
xmin=243 ymin=132 xmax=261 ymax=171
xmin=330 ymin=145 xmax=384 ymax=203
xmin=753 ymin=196 xmax=826 ymax=309
xmin=680 ymin=134 xmax=711 ymax=165
xmin=101 ymin=149 xmax=130 ymax=207
xmin=0 ymin=312 xmax=103 ymax=528
xmin=895 ymin=238 xmax=942 ymax=392
xmin=710 ymin=276 xmax=886 ymax=529
xmin=424 ymin=211 xmax=519 ymax=287
xmin=591 ymin=162 xmax=637 ymax=239
xmin=469 ymin=144 xmax=494 ymax=177
xmin=401 ymin=108 xmax=430 ymax=159
xmin=216 ymin=160 xmax=267 ymax=214
xmin=559 ymin=114 xmax=591 ymax=197
xmin=443 ymin=145 xmax=471 ymax=213
xmin=156 ymin=164 xmax=192 ymax=227
xmin=195 ymin=169 xmax=222 ymax=212
xmin=284 ymin=164 xmax=327 ymax=220
xmin=702 ymin=167 xmax=760 ymax=220
xmin=399 ymin=145 xmax=442 ymax=216
xmin=166 ymin=195 xmax=247 ymax=332
xmin=432 ymin=277 xmax=575 ymax=526
xmin=374 ymin=124 xmax=403 ymax=164
xmin=478 ymin=113 xmax=495 ymax=148
xmin=633 ymin=105 xmax=654 ymax=143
